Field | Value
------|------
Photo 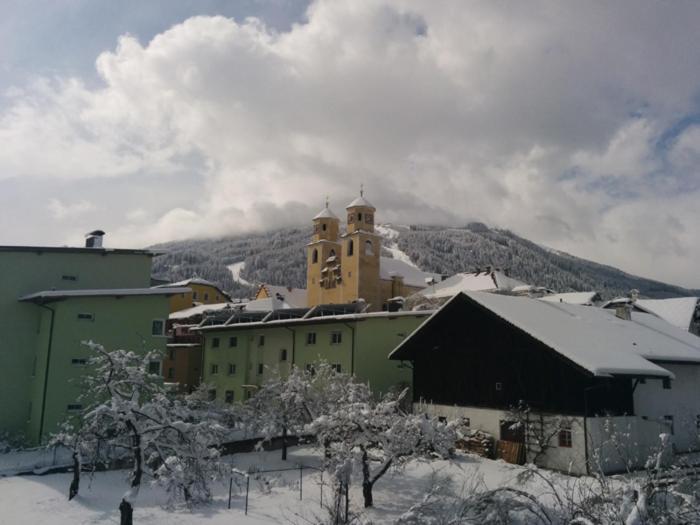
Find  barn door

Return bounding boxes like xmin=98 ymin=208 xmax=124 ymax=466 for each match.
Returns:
xmin=497 ymin=419 xmax=526 ymax=465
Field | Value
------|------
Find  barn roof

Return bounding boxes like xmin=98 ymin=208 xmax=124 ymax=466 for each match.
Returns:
xmin=390 ymin=292 xmax=700 ymax=378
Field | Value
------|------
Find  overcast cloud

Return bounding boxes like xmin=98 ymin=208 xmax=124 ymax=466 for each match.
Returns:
xmin=1 ymin=0 xmax=699 ymax=287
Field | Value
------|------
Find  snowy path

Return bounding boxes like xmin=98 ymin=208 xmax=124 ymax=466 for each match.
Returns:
xmin=375 ymin=224 xmax=419 ymax=269
xmin=228 ymin=261 xmax=251 ymax=286
xmin=0 ymin=446 xmax=581 ymax=524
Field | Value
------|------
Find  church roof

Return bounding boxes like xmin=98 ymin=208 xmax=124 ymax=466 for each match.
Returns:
xmin=346 ymin=195 xmax=375 ymax=209
xmin=313 ymin=207 xmax=339 ymax=220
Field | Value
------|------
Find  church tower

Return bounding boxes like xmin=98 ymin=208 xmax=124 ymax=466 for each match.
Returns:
xmin=341 ymin=190 xmax=382 ymax=309
xmin=306 ymin=200 xmax=342 ymax=307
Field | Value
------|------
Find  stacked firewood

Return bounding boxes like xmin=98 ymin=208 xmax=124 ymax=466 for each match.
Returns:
xmin=455 ymin=429 xmax=494 ymax=458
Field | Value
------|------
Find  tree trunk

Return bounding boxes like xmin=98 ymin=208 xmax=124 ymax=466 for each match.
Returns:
xmin=281 ymin=425 xmax=288 ymax=461
xmin=119 ymin=499 xmax=133 ymax=525
xmin=120 ymin=421 xmax=142 ymax=525
xmin=68 ymin=450 xmax=80 ymax=500
xmin=361 ymin=448 xmax=373 ymax=508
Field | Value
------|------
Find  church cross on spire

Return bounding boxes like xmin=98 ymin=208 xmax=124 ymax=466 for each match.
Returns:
xmin=360 ymin=184 xmax=364 ymax=197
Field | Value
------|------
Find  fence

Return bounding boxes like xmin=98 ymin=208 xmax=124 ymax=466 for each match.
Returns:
xmin=228 ymin=464 xmax=325 ymax=515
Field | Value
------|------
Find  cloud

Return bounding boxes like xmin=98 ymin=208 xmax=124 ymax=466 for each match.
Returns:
xmin=48 ymin=198 xmax=96 ymax=219
xmin=1 ymin=1 xmax=700 ymax=287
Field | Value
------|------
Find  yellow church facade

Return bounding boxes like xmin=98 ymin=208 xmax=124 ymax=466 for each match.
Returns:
xmin=306 ymin=195 xmax=431 ymax=311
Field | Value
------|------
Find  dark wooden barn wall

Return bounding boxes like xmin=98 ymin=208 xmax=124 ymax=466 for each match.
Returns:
xmin=411 ymin=298 xmax=634 ymax=416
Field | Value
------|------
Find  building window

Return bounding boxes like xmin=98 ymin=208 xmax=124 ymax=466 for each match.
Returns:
xmin=167 ymin=367 xmax=174 ymax=379
xmin=305 ymin=364 xmax=316 ymax=376
xmin=330 ymin=331 xmax=342 ymax=345
xmin=322 ymin=223 xmax=327 ymax=231
xmin=331 ymin=364 xmax=341 ymax=373
xmin=495 ymin=382 xmax=503 ymax=391
xmin=229 ymin=336 xmax=238 ymax=348
xmin=312 ymin=249 xmax=318 ymax=264
xmin=662 ymin=378 xmax=671 ymax=389
xmin=212 ymin=337 xmax=220 ymax=349
xmin=225 ymin=390 xmax=234 ymax=404
xmin=148 ymin=361 xmax=161 ymax=375
xmin=258 ymin=335 xmax=265 ymax=347
xmin=208 ymin=389 xmax=217 ymax=401
xmin=358 ymin=212 xmax=363 ymax=221
xmin=77 ymin=313 xmax=94 ymax=321
xmin=558 ymin=428 xmax=573 ymax=448
xmin=245 ymin=390 xmax=252 ymax=400
xmin=204 ymin=293 xmax=209 ymax=301
xmin=211 ymin=364 xmax=219 ymax=375
xmin=366 ymin=214 xmax=373 ymax=224
xmin=168 ymin=348 xmax=175 ymax=360
xmin=347 ymin=240 xmax=354 ymax=256
xmin=152 ymin=319 xmax=165 ymax=336
xmin=258 ymin=363 xmax=264 ymax=375
xmin=364 ymin=240 xmax=374 ymax=256
xmin=193 ymin=291 xmax=199 ymax=300
xmin=696 ymin=415 xmax=700 ymax=431
xmin=228 ymin=363 xmax=237 ymax=375
xmin=66 ymin=404 xmax=83 ymax=413
xmin=306 ymin=332 xmax=317 ymax=345
xmin=664 ymin=415 xmax=674 ymax=434
xmin=280 ymin=349 xmax=288 ymax=362
xmin=71 ymin=358 xmax=87 ymax=366
xmin=61 ymin=275 xmax=77 ymax=281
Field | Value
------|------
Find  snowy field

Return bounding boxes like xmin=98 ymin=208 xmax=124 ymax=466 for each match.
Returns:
xmin=0 ymin=446 xmax=572 ymax=524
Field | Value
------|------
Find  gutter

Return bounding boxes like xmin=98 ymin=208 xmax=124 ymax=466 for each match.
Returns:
xmin=36 ymin=303 xmax=56 ymax=444
xmin=342 ymin=322 xmax=356 ymax=375
xmin=284 ymin=327 xmax=297 ymax=365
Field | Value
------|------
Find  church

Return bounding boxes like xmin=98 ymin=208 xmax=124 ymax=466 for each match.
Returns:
xmin=305 ymin=192 xmax=440 ymax=311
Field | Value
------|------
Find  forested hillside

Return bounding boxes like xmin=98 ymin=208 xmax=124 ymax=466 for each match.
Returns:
xmin=151 ymin=223 xmax=699 ymax=300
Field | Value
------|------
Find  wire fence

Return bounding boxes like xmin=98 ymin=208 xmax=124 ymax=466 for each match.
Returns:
xmin=228 ymin=464 xmax=325 ymax=515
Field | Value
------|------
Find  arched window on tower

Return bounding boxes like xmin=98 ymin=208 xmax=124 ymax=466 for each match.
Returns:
xmin=365 ymin=240 xmax=374 ymax=256
xmin=347 ymin=239 xmax=354 ymax=256
xmin=312 ymin=249 xmax=318 ymax=263
xmin=322 ymin=223 xmax=327 ymax=231
xmin=329 ymin=249 xmax=336 ymax=258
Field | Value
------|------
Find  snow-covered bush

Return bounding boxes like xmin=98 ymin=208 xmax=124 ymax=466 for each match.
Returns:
xmin=56 ymin=341 xmax=235 ymax=522
xmin=310 ymin=388 xmax=456 ymax=508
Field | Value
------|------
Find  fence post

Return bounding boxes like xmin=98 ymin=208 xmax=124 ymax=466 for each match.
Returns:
xmin=320 ymin=470 xmax=323 ymax=508
xmin=245 ymin=475 xmax=250 ymax=515
xmin=299 ymin=464 xmax=303 ymax=500
xmin=228 ymin=476 xmax=233 ymax=509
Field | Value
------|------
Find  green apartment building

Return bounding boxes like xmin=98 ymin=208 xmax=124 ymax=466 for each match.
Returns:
xmin=0 ymin=239 xmax=188 ymax=444
xmin=195 ymin=305 xmax=432 ymax=404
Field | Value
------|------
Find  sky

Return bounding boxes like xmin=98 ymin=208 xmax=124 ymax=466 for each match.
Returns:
xmin=0 ymin=0 xmax=699 ymax=288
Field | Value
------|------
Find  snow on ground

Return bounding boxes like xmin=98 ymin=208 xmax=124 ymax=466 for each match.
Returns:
xmin=228 ymin=261 xmax=251 ymax=286
xmin=0 ymin=446 xmax=578 ymax=524
xmin=376 ymin=224 xmax=419 ymax=269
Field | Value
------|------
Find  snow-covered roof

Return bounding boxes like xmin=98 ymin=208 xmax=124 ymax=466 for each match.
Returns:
xmin=346 ymin=195 xmax=375 ymax=209
xmin=169 ymin=302 xmax=242 ymax=320
xmin=195 ymin=309 xmax=433 ymax=331
xmin=391 ymin=292 xmax=700 ymax=378
xmin=603 ymin=297 xmax=699 ymax=331
xmin=257 ymin=284 xmax=307 ymax=308
xmin=540 ymin=291 xmax=601 ymax=306
xmin=419 ymin=271 xmax=526 ymax=299
xmin=244 ymin=296 xmax=295 ymax=311
xmin=313 ymin=207 xmax=339 ymax=220
xmin=19 ymin=287 xmax=191 ymax=303
xmin=379 ymin=256 xmax=442 ymax=288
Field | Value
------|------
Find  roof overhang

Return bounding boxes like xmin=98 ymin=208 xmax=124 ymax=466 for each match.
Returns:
xmin=19 ymin=287 xmax=191 ymax=304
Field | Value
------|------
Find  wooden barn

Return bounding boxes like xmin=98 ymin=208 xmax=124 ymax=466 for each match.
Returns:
xmin=390 ymin=292 xmax=700 ymax=474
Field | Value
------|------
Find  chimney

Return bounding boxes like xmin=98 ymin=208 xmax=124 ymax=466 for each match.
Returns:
xmin=85 ymin=230 xmax=105 ymax=248
xmin=615 ymin=303 xmax=632 ymax=321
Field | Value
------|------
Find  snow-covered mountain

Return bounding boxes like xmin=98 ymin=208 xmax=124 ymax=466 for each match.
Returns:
xmin=150 ymin=223 xmax=700 ymax=300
